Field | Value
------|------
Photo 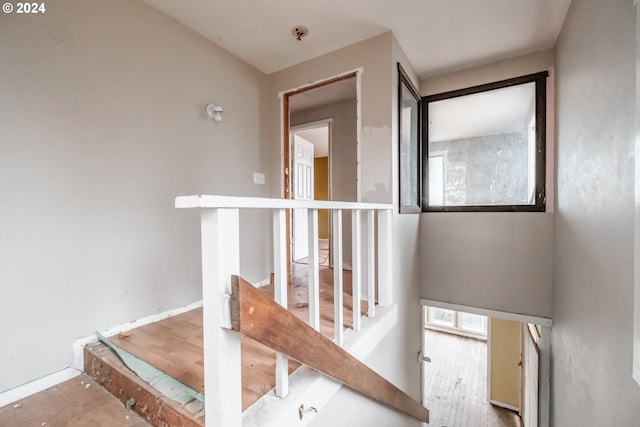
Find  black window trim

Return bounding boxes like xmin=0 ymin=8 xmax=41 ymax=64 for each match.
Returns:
xmin=398 ymin=63 xmax=422 ymax=214
xmin=422 ymin=71 xmax=549 ymax=213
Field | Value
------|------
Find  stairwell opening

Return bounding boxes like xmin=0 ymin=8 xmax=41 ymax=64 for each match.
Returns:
xmin=420 ymin=300 xmax=551 ymax=427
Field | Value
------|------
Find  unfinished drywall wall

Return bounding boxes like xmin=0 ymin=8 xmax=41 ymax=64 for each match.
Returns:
xmin=419 ymin=50 xmax=555 ymax=319
xmin=270 ymin=33 xmax=423 ymax=426
xmin=553 ymin=0 xmax=640 ymax=424
xmin=0 ymin=0 xmax=270 ymax=393
xmin=269 ymin=33 xmax=393 ymax=203
xmin=430 ymin=132 xmax=530 ymax=206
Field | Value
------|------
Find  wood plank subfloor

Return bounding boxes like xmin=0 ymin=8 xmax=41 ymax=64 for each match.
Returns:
xmin=0 ymin=374 xmax=149 ymax=427
xmin=109 ymin=262 xmax=366 ymax=411
xmin=423 ymin=330 xmax=522 ymax=427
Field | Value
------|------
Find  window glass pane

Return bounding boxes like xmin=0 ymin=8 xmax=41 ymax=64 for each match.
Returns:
xmin=430 ymin=307 xmax=455 ymax=327
xmin=428 ymin=82 xmax=536 ymax=207
xmin=400 ymin=83 xmax=419 ymax=207
xmin=459 ymin=312 xmax=487 ymax=333
xmin=428 ymin=155 xmax=444 ymax=206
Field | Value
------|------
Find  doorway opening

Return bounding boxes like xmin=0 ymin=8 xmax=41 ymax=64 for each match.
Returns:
xmin=290 ymin=121 xmax=331 ymax=266
xmin=420 ymin=301 xmax=550 ymax=427
xmin=282 ymin=71 xmax=360 ymax=272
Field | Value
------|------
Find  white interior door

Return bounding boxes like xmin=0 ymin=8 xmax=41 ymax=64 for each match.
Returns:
xmin=292 ymin=134 xmax=314 ymax=261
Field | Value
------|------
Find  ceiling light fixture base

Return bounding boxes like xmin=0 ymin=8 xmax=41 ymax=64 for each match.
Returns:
xmin=291 ymin=26 xmax=309 ymax=41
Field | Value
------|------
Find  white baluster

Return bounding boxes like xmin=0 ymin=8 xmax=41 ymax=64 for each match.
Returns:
xmin=332 ymin=209 xmax=344 ymax=346
xmin=308 ymin=208 xmax=320 ymax=330
xmin=367 ymin=209 xmax=376 ymax=318
xmin=351 ymin=210 xmax=362 ymax=331
xmin=273 ymin=208 xmax=288 ymax=398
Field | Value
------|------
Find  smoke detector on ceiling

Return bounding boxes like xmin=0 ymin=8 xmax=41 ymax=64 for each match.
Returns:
xmin=291 ymin=26 xmax=309 ymax=41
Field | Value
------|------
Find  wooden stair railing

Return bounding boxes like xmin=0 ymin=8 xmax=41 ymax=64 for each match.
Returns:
xmin=229 ymin=275 xmax=429 ymax=424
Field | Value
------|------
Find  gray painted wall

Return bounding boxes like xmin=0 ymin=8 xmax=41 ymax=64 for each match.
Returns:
xmin=0 ymin=0 xmax=270 ymax=392
xmin=420 ymin=51 xmax=555 ymax=319
xmin=422 ymin=212 xmax=553 ymax=318
xmin=552 ymin=0 xmax=640 ymax=424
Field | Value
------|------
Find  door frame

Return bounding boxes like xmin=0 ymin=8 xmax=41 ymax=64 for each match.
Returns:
xmin=280 ymin=68 xmax=362 ymax=268
xmin=520 ymin=323 xmax=541 ymax=427
xmin=290 ymin=118 xmax=334 ymax=205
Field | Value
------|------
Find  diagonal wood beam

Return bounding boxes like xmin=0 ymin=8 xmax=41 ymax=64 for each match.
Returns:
xmin=229 ymin=275 xmax=429 ymax=423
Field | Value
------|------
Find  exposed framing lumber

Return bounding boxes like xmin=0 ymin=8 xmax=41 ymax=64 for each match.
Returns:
xmin=229 ymin=276 xmax=429 ymax=423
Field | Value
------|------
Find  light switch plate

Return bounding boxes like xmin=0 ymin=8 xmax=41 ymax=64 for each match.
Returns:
xmin=253 ymin=172 xmax=265 ymax=185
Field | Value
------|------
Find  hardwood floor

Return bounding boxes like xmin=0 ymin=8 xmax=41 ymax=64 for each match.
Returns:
xmin=109 ymin=261 xmax=366 ymax=411
xmin=0 ymin=374 xmax=149 ymax=426
xmin=423 ymin=329 xmax=522 ymax=427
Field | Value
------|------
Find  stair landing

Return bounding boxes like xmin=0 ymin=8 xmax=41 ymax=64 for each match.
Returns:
xmin=1 ymin=262 xmax=364 ymax=426
xmin=0 ymin=374 xmax=148 ymax=426
xmin=102 ymin=262 xmax=363 ymax=411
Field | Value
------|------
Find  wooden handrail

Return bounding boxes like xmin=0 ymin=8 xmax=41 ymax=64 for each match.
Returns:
xmin=229 ymin=275 xmax=429 ymax=423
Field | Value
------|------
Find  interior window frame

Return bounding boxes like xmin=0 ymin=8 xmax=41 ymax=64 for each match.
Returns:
xmin=422 ymin=71 xmax=549 ymax=212
xmin=397 ymin=63 xmax=422 ymax=214
xmin=426 ymin=306 xmax=488 ymax=339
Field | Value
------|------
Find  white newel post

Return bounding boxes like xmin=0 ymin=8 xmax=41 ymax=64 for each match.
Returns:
xmin=308 ymin=208 xmax=320 ymax=330
xmin=332 ymin=209 xmax=344 ymax=346
xmin=377 ymin=210 xmax=393 ymax=306
xmin=273 ymin=208 xmax=288 ymax=398
xmin=351 ymin=210 xmax=362 ymax=331
xmin=200 ymin=208 xmax=242 ymax=427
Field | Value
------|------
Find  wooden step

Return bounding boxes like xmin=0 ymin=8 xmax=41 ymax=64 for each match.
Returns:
xmin=0 ymin=374 xmax=149 ymax=426
xmin=84 ymin=341 xmax=204 ymax=427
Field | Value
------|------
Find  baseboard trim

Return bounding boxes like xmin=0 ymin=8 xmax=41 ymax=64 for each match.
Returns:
xmin=0 ymin=367 xmax=81 ymax=408
xmin=71 ymin=300 xmax=204 ymax=372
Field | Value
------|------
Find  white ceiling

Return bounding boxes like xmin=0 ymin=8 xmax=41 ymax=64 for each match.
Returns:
xmin=428 ymin=83 xmax=535 ymax=143
xmin=143 ymin=0 xmax=571 ymax=78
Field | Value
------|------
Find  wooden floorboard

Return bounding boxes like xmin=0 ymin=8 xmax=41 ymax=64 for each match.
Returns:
xmin=109 ymin=262 xmax=366 ymax=411
xmin=423 ymin=329 xmax=522 ymax=427
xmin=0 ymin=374 xmax=149 ymax=427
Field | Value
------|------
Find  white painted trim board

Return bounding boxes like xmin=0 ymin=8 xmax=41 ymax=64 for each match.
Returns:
xmin=0 ymin=300 xmax=204 ymax=408
xmin=420 ymin=298 xmax=552 ymax=327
